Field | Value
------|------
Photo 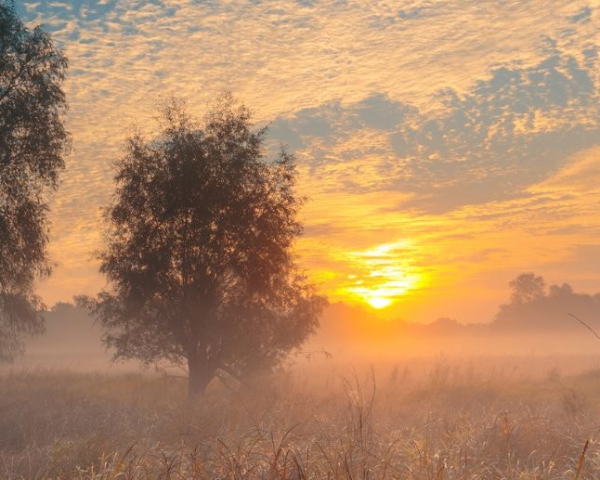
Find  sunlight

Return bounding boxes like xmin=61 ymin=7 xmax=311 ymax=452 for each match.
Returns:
xmin=343 ymin=240 xmax=424 ymax=309
xmin=367 ymin=296 xmax=393 ymax=309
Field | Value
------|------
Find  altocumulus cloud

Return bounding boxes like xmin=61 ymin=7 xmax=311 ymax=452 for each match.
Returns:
xmin=271 ymin=45 xmax=600 ymax=213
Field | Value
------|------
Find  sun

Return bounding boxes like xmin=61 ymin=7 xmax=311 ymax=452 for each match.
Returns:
xmin=367 ymin=297 xmax=393 ymax=309
xmin=347 ymin=276 xmax=420 ymax=310
xmin=343 ymin=239 xmax=425 ymax=310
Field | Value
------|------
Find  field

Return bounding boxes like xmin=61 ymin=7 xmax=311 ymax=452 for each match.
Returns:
xmin=2 ymin=357 xmax=600 ymax=480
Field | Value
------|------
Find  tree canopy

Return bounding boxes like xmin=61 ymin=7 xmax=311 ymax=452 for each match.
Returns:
xmin=508 ymin=273 xmax=546 ymax=304
xmin=90 ymin=96 xmax=326 ymax=396
xmin=0 ymin=1 xmax=69 ymax=361
xmin=494 ymin=273 xmax=600 ymax=332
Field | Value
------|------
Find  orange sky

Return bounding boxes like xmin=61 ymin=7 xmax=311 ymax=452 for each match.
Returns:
xmin=20 ymin=0 xmax=600 ymax=323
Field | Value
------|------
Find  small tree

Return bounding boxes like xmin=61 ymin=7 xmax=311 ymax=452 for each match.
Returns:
xmin=91 ymin=96 xmax=326 ymax=397
xmin=509 ymin=273 xmax=546 ymax=304
xmin=0 ymin=2 xmax=69 ymax=361
xmin=494 ymin=273 xmax=550 ymax=330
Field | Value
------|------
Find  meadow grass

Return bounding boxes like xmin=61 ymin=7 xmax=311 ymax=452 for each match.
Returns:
xmin=1 ymin=358 xmax=600 ymax=479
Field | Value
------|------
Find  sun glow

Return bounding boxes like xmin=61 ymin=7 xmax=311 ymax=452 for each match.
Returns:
xmin=344 ymin=240 xmax=424 ymax=309
xmin=367 ymin=297 xmax=393 ymax=309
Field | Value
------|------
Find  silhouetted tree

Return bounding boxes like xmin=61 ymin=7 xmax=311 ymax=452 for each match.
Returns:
xmin=494 ymin=273 xmax=600 ymax=332
xmin=509 ymin=273 xmax=545 ymax=304
xmin=90 ymin=96 xmax=326 ymax=397
xmin=0 ymin=2 xmax=69 ymax=361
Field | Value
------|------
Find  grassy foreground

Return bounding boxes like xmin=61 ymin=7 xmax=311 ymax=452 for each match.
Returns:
xmin=1 ymin=360 xmax=600 ymax=480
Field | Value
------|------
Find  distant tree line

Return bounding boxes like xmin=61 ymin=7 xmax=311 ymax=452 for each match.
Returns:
xmin=493 ymin=273 xmax=600 ymax=332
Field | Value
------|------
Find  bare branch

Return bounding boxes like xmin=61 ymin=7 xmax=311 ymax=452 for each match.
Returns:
xmin=568 ymin=314 xmax=600 ymax=342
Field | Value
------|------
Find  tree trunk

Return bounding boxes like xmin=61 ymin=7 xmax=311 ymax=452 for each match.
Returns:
xmin=187 ymin=352 xmax=215 ymax=399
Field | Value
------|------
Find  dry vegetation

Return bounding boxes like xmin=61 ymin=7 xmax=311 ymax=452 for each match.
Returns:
xmin=2 ymin=358 xmax=600 ymax=480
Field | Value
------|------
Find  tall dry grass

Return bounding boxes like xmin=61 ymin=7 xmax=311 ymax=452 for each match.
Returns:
xmin=1 ymin=359 xmax=600 ymax=479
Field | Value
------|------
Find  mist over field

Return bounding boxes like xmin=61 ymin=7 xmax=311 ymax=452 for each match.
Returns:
xmin=6 ymin=282 xmax=600 ymax=479
xmin=6 ymin=309 xmax=600 ymax=480
xmin=13 ymin=274 xmax=600 ymax=372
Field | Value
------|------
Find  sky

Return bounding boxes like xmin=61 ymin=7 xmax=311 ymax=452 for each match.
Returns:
xmin=17 ymin=0 xmax=600 ymax=323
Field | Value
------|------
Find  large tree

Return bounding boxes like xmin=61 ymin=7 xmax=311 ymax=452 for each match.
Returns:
xmin=0 ymin=2 xmax=69 ymax=361
xmin=91 ymin=96 xmax=326 ymax=397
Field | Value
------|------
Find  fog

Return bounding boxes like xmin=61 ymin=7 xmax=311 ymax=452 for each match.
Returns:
xmin=4 ymin=281 xmax=600 ymax=480
xmin=11 ymin=276 xmax=600 ymax=375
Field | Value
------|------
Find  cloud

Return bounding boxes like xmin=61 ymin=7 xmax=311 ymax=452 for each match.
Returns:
xmin=272 ymin=47 xmax=600 ymax=213
xmin=568 ymin=6 xmax=592 ymax=24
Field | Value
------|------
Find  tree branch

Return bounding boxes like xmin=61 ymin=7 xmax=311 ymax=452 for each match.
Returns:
xmin=217 ymin=364 xmax=248 ymax=387
xmin=568 ymin=313 xmax=600 ymax=342
xmin=0 ymin=51 xmax=33 ymax=104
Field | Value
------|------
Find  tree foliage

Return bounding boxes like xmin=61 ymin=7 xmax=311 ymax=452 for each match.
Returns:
xmin=90 ymin=96 xmax=326 ymax=396
xmin=0 ymin=2 xmax=69 ymax=361
xmin=508 ymin=273 xmax=545 ymax=304
xmin=494 ymin=273 xmax=600 ymax=332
